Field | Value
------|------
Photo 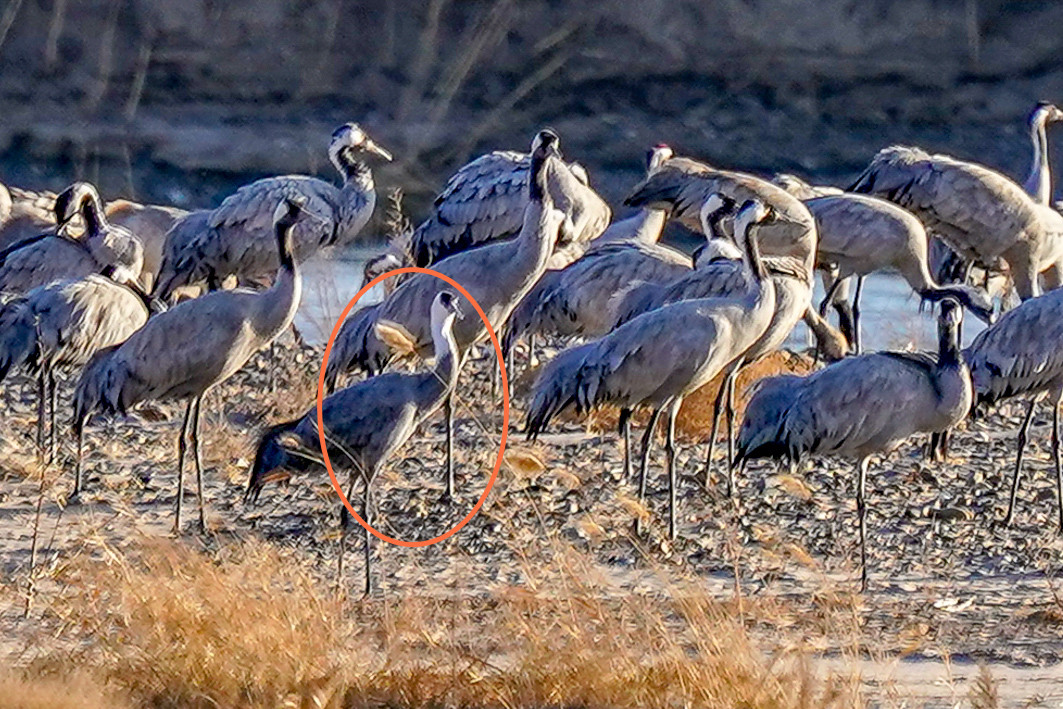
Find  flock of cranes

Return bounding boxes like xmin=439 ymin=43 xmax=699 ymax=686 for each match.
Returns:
xmin=4 ymin=104 xmax=1063 ymax=594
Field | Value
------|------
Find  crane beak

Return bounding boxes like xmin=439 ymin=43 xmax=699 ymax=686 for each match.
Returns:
xmin=364 ymin=139 xmax=393 ymax=162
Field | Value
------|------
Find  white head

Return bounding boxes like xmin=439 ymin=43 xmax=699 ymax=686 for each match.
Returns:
xmin=646 ymin=143 xmax=674 ymax=176
xmin=698 ymin=192 xmax=733 ymax=238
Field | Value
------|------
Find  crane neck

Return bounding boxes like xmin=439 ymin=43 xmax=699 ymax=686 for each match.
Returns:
xmin=937 ymin=313 xmax=962 ymax=369
xmin=80 ymin=192 xmax=107 ymax=237
xmin=252 ymin=222 xmax=302 ymax=343
xmin=429 ymin=312 xmax=461 ymax=395
xmin=739 ymin=219 xmax=768 ymax=283
xmin=633 ymin=208 xmax=667 ymax=244
xmin=333 ymin=147 xmax=375 ymax=190
xmin=1025 ymin=117 xmax=1052 ymax=205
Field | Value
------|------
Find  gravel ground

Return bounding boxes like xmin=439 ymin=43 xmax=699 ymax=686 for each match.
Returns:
xmin=2 ymin=338 xmax=1063 ymax=702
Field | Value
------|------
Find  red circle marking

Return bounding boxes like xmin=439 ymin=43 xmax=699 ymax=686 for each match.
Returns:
xmin=316 ymin=266 xmax=509 ymax=548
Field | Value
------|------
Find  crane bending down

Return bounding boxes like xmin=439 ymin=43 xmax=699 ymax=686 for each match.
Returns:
xmin=849 ymin=145 xmax=1063 ymax=300
xmin=73 ymin=198 xmax=304 ymax=532
xmin=0 ymin=275 xmax=148 ymax=468
xmin=154 ymin=123 xmax=389 ymax=300
xmin=247 ymin=291 xmax=463 ymax=595
xmin=735 ymin=298 xmax=971 ymax=590
xmin=323 ymin=130 xmax=566 ymax=495
xmin=526 ymin=199 xmax=777 ymax=540
xmin=963 ymin=285 xmax=1063 ymax=531
xmin=0 ymin=182 xmax=144 ymax=294
xmin=407 ymin=137 xmax=609 ymax=268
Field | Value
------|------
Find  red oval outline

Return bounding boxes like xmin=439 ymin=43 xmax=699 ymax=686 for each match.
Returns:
xmin=316 ymin=266 xmax=509 ymax=548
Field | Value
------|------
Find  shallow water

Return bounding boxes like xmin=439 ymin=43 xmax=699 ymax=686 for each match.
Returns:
xmin=296 ymin=248 xmax=990 ymax=351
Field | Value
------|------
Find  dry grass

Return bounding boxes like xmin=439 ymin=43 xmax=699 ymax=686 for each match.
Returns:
xmin=21 ymin=537 xmax=859 ymax=709
xmin=0 ymin=670 xmax=130 ymax=709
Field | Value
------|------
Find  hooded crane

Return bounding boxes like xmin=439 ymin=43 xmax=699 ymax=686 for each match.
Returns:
xmin=324 ymin=130 xmax=566 ymax=495
xmin=0 ymin=275 xmax=148 ymax=469
xmin=735 ymin=298 xmax=971 ymax=591
xmin=0 ymin=182 xmax=144 ymax=294
xmin=502 ymin=169 xmax=728 ymax=379
xmin=247 ymin=290 xmax=463 ymax=595
xmin=407 ymin=135 xmax=609 ymax=269
xmin=963 ymin=285 xmax=1063 ymax=531
xmin=154 ymin=123 xmax=390 ymax=300
xmin=526 ymin=199 xmax=777 ymax=540
xmin=73 ymin=198 xmax=304 ymax=533
xmin=848 ymin=145 xmax=1063 ymax=300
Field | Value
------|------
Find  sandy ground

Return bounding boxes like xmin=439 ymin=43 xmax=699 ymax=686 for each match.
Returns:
xmin=3 ymin=340 xmax=1063 ymax=706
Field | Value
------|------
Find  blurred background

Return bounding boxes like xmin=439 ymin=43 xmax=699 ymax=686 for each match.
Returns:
xmin=0 ymin=0 xmax=1061 ymax=224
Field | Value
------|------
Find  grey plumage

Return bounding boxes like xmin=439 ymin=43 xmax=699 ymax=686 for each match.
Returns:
xmin=325 ymin=129 xmax=566 ymax=494
xmin=526 ymin=199 xmax=778 ymax=540
xmin=154 ymin=123 xmax=390 ymax=300
xmin=73 ymin=198 xmax=305 ymax=532
xmin=849 ymin=145 xmax=1063 ymax=299
xmin=964 ymin=285 xmax=1063 ymax=531
xmin=735 ymin=298 xmax=971 ymax=590
xmin=247 ymin=290 xmax=464 ymax=594
xmin=806 ymin=193 xmax=995 ymax=351
xmin=0 ymin=184 xmax=56 ymax=251
xmin=502 ymin=146 xmax=690 ymax=363
xmin=625 ymin=155 xmax=818 ymax=266
xmin=104 ymin=199 xmax=189 ymax=292
xmin=0 ymin=274 xmax=148 ymax=471
xmin=0 ymin=182 xmax=144 ymax=294
xmin=407 ymin=138 xmax=610 ymax=268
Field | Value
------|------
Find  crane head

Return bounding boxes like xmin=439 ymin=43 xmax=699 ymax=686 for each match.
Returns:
xmin=54 ymin=181 xmax=101 ymax=228
xmin=331 ymin=123 xmax=393 ymax=164
xmin=273 ymin=196 xmax=307 ymax=230
xmin=1033 ymin=101 xmax=1063 ymax=126
xmin=363 ymin=252 xmax=403 ymax=284
xmin=531 ymin=129 xmax=561 ymax=158
xmin=433 ymin=290 xmax=464 ymax=322
xmin=645 ymin=144 xmax=674 ymax=175
xmin=698 ymin=192 xmax=736 ymax=239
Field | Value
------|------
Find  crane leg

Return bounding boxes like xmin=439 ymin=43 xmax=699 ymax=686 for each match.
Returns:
xmin=174 ymin=399 xmax=195 ymax=535
xmin=73 ymin=417 xmax=86 ymax=499
xmin=48 ymin=369 xmax=58 ymax=464
xmin=363 ymin=478 xmax=373 ymax=597
xmin=851 ymin=276 xmax=865 ymax=355
xmin=190 ymin=394 xmax=206 ymax=534
xmin=36 ymin=371 xmax=46 ymax=463
xmin=528 ymin=333 xmax=537 ymax=370
xmin=819 ymin=272 xmax=844 ymax=318
xmin=725 ymin=365 xmax=740 ymax=497
xmin=703 ymin=384 xmax=727 ymax=490
xmin=618 ymin=408 xmax=632 ymax=482
xmin=665 ymin=399 xmax=681 ymax=541
xmin=1054 ymin=394 xmax=1063 ymax=534
xmin=338 ymin=473 xmax=356 ymax=589
xmin=856 ymin=457 xmax=870 ymax=592
xmin=1005 ymin=399 xmax=1037 ymax=527
xmin=444 ymin=393 xmax=455 ymax=498
xmin=636 ymin=407 xmax=663 ymax=535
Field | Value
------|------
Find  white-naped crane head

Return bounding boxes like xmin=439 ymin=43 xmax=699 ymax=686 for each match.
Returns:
xmin=329 ymin=122 xmax=392 ymax=167
xmin=1032 ymin=101 xmax=1063 ymax=127
xmin=698 ymin=192 xmax=736 ymax=239
xmin=645 ymin=143 xmax=674 ymax=175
